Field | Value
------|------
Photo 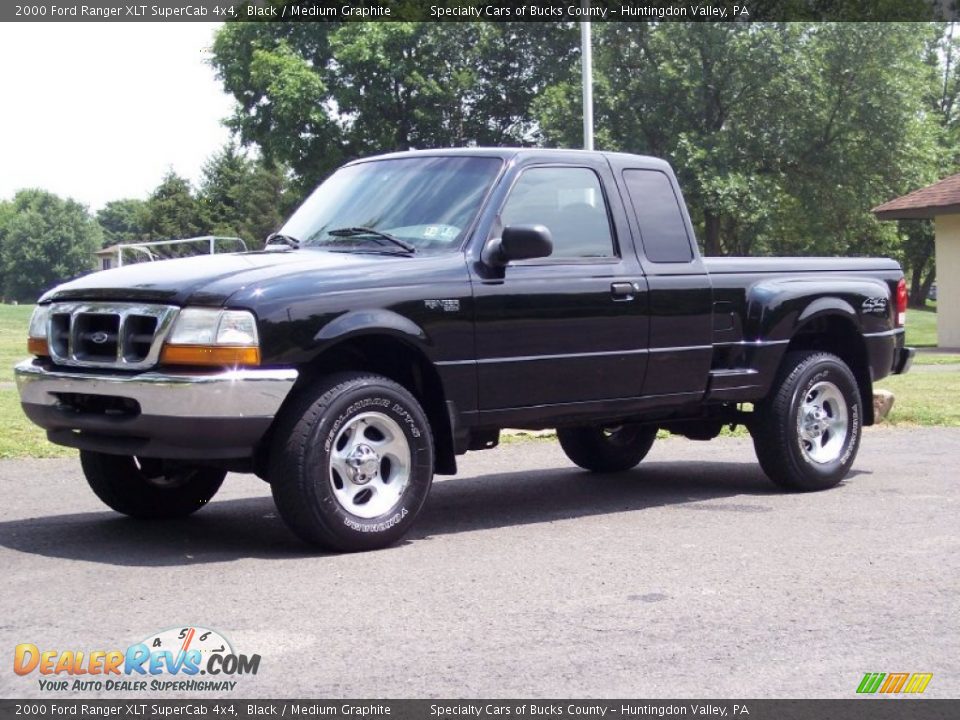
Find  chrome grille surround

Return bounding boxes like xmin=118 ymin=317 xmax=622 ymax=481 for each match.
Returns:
xmin=45 ymin=302 xmax=180 ymax=370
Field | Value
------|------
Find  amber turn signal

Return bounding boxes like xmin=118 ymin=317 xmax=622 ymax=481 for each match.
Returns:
xmin=27 ymin=337 xmax=50 ymax=357
xmin=160 ymin=344 xmax=261 ymax=367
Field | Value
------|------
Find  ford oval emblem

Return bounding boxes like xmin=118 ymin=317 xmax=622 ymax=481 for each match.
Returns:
xmin=91 ymin=331 xmax=110 ymax=345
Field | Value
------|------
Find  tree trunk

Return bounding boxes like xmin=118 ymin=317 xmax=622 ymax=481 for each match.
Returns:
xmin=909 ymin=264 xmax=923 ymax=307
xmin=703 ymin=212 xmax=722 ymax=256
xmin=920 ymin=267 xmax=936 ymax=306
xmin=909 ymin=253 xmax=933 ymax=308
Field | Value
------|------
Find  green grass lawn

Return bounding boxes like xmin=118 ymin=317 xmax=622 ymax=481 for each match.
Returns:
xmin=0 ymin=302 xmax=953 ymax=459
xmin=0 ymin=304 xmax=75 ymax=458
xmin=0 ymin=389 xmax=73 ymax=459
xmin=878 ymin=371 xmax=960 ymax=426
xmin=913 ymin=353 xmax=960 ymax=365
xmin=905 ymin=303 xmax=938 ymax=348
xmin=0 ymin=304 xmax=33 ymax=382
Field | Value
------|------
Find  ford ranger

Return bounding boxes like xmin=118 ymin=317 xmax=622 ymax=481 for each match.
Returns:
xmin=15 ymin=149 xmax=915 ymax=551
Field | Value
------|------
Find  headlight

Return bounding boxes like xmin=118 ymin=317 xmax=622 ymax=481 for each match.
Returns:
xmin=215 ymin=310 xmax=259 ymax=345
xmin=161 ymin=308 xmax=260 ymax=367
xmin=27 ymin=305 xmax=51 ymax=356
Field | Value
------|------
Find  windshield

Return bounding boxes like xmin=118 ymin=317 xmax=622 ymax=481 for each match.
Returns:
xmin=280 ymin=156 xmax=503 ymax=253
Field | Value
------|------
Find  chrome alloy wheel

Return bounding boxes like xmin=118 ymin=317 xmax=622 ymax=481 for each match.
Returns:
xmin=797 ymin=380 xmax=849 ymax=464
xmin=328 ymin=411 xmax=411 ymax=518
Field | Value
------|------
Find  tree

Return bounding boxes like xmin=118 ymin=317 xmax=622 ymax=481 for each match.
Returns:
xmin=328 ymin=23 xmax=577 ymax=152
xmin=199 ymin=144 xmax=290 ymax=244
xmin=897 ymin=22 xmax=960 ymax=307
xmin=899 ymin=219 xmax=937 ymax=307
xmin=0 ymin=189 xmax=102 ymax=302
xmin=0 ymin=199 xmax=12 ymax=292
xmin=142 ymin=171 xmax=208 ymax=242
xmin=210 ymin=22 xmax=578 ymax=192
xmin=536 ymin=23 xmax=940 ymax=259
xmin=96 ymin=198 xmax=148 ymax=247
xmin=771 ymin=24 xmax=939 ymax=259
xmin=210 ymin=21 xmax=952 ymax=268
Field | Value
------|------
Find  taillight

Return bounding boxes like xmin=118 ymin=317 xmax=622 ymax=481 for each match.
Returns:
xmin=896 ymin=278 xmax=908 ymax=328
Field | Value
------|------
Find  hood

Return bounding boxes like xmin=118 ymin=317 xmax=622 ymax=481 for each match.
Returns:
xmin=40 ymin=249 xmax=416 ymax=306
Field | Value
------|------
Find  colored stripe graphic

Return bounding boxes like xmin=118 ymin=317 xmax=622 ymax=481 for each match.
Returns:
xmin=857 ymin=672 xmax=932 ymax=694
xmin=880 ymin=673 xmax=909 ymax=693
xmin=857 ymin=673 xmax=885 ymax=694
xmin=903 ymin=674 xmax=933 ymax=694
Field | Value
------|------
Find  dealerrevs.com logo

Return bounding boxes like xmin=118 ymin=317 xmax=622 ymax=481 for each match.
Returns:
xmin=13 ymin=626 xmax=260 ymax=693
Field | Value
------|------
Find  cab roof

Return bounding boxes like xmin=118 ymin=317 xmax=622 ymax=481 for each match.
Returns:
xmin=347 ymin=146 xmax=671 ymax=171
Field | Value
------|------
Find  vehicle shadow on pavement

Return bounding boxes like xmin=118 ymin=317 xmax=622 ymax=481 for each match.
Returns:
xmin=0 ymin=497 xmax=308 ymax=566
xmin=410 ymin=461 xmax=850 ymax=540
xmin=0 ymin=459 xmax=864 ymax=566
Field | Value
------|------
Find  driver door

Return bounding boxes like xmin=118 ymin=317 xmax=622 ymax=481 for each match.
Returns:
xmin=471 ymin=160 xmax=650 ymax=411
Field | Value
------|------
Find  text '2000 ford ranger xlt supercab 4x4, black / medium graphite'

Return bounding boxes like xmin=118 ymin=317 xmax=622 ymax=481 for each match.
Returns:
xmin=16 ymin=149 xmax=915 ymax=552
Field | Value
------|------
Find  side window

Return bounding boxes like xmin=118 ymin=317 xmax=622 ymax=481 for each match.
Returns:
xmin=622 ymin=169 xmax=694 ymax=263
xmin=500 ymin=167 xmax=616 ymax=259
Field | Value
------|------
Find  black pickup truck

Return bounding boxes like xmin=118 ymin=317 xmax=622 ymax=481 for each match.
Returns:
xmin=16 ymin=149 xmax=914 ymax=551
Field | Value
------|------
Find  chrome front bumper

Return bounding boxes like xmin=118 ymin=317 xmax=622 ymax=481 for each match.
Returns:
xmin=15 ymin=359 xmax=298 ymax=459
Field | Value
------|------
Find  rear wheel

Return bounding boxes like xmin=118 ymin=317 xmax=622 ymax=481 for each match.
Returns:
xmin=79 ymin=451 xmax=225 ymax=519
xmin=557 ymin=423 xmax=658 ymax=473
xmin=269 ymin=372 xmax=434 ymax=552
xmin=751 ymin=351 xmax=862 ymax=491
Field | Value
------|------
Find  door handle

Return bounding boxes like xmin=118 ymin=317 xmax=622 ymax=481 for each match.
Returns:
xmin=611 ymin=282 xmax=637 ymax=301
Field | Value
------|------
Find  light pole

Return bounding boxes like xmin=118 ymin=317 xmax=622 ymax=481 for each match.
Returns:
xmin=580 ymin=14 xmax=594 ymax=151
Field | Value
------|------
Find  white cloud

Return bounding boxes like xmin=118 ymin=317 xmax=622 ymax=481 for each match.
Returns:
xmin=0 ymin=22 xmax=235 ymax=210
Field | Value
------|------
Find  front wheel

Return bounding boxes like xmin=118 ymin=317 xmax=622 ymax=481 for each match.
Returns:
xmin=269 ymin=372 xmax=434 ymax=552
xmin=751 ymin=351 xmax=863 ymax=491
xmin=79 ymin=451 xmax=225 ymax=518
xmin=557 ymin=423 xmax=658 ymax=473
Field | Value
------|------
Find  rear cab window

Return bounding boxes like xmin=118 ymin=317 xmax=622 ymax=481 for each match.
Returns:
xmin=622 ymin=169 xmax=694 ymax=263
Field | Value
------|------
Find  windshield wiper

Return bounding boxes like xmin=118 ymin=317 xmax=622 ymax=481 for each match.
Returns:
xmin=265 ymin=232 xmax=300 ymax=249
xmin=327 ymin=227 xmax=416 ymax=254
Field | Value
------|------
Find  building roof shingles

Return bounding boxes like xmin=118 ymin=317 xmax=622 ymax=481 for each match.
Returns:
xmin=873 ymin=173 xmax=960 ymax=220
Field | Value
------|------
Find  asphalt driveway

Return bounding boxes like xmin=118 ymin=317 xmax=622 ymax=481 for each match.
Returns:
xmin=0 ymin=427 xmax=957 ymax=699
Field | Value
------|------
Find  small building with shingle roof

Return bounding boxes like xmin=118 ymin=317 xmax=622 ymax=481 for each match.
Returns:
xmin=873 ymin=174 xmax=960 ymax=347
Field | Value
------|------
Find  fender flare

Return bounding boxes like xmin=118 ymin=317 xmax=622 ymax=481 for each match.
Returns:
xmin=795 ymin=296 xmax=859 ymax=328
xmin=314 ymin=309 xmax=430 ymax=348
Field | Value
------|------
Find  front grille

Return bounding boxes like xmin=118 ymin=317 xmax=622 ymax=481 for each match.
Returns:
xmin=45 ymin=303 xmax=179 ymax=370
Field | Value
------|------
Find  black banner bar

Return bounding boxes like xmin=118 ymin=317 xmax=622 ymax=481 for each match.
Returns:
xmin=1 ymin=0 xmax=955 ymax=23
xmin=0 ymin=700 xmax=958 ymax=720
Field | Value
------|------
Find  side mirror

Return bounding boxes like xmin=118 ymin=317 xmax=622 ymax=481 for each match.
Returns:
xmin=485 ymin=225 xmax=553 ymax=266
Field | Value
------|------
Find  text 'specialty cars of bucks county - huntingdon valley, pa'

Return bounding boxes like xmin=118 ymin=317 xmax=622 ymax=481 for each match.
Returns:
xmin=15 ymin=148 xmax=914 ymax=552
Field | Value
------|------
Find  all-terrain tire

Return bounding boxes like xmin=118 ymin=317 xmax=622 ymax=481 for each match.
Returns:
xmin=79 ymin=451 xmax=225 ymax=519
xmin=557 ymin=423 xmax=658 ymax=473
xmin=751 ymin=351 xmax=863 ymax=491
xmin=269 ymin=372 xmax=434 ymax=552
